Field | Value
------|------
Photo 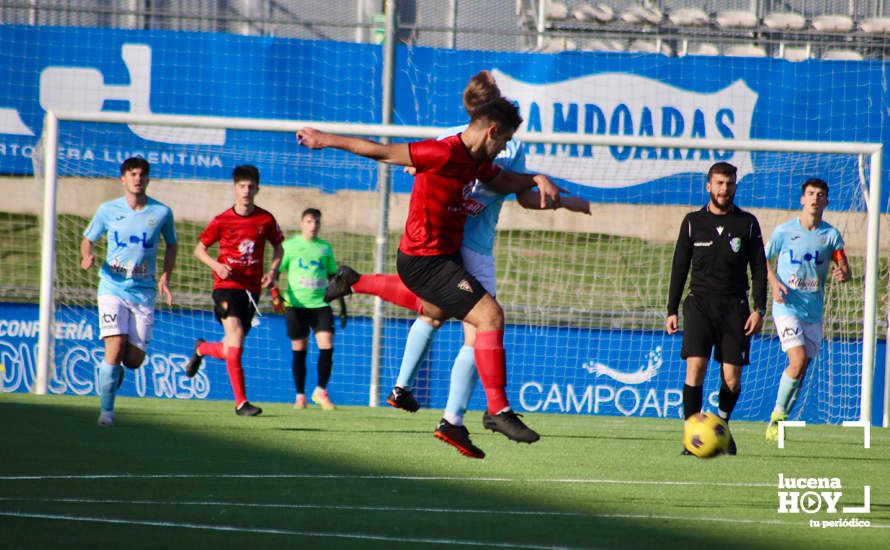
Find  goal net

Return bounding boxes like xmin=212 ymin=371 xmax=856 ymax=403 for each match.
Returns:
xmin=12 ymin=111 xmax=884 ymax=424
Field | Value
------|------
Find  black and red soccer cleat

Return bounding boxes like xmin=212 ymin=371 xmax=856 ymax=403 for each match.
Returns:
xmin=386 ymin=386 xmax=420 ymax=413
xmin=324 ymin=265 xmax=361 ymax=303
xmin=235 ymin=401 xmax=263 ymax=416
xmin=184 ymin=339 xmax=205 ymax=378
xmin=482 ymin=410 xmax=540 ymax=443
xmin=434 ymin=419 xmax=485 ymax=459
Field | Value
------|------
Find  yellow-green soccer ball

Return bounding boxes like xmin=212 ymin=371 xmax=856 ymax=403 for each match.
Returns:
xmin=683 ymin=412 xmax=730 ymax=458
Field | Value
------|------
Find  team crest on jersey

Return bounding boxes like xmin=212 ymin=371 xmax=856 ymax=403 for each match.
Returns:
xmin=464 ymin=198 xmax=485 ymax=216
xmin=457 ymin=279 xmax=473 ymax=293
xmin=730 ymin=237 xmax=741 ymax=252
xmin=238 ymin=239 xmax=255 ymax=257
xmin=462 ymin=181 xmax=485 ymax=216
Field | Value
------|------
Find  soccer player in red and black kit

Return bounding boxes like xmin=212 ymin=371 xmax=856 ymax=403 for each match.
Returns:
xmin=297 ymin=98 xmax=561 ymax=443
xmin=665 ymin=161 xmax=767 ymax=455
xmin=185 ymin=165 xmax=285 ymax=416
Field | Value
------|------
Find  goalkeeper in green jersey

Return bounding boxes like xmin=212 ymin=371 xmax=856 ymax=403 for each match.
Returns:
xmin=278 ymin=208 xmax=340 ymax=410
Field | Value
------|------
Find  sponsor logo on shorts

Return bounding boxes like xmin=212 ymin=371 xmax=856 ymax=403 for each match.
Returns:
xmin=457 ymin=279 xmax=473 ymax=293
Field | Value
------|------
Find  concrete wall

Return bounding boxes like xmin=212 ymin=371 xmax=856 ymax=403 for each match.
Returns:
xmin=3 ymin=175 xmax=885 ymax=253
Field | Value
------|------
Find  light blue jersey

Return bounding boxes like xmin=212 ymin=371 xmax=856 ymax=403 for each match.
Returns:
xmin=439 ymin=125 xmax=526 ymax=256
xmin=83 ymin=196 xmax=177 ymax=306
xmin=765 ymin=217 xmax=844 ymax=323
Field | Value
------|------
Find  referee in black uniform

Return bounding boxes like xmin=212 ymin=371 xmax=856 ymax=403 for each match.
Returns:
xmin=665 ymin=161 xmax=767 ymax=455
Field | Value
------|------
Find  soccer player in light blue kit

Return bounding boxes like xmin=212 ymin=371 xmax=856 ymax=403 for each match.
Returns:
xmin=385 ymin=71 xmax=590 ymax=458
xmin=764 ymin=178 xmax=851 ymax=441
xmin=81 ymin=157 xmax=178 ymax=427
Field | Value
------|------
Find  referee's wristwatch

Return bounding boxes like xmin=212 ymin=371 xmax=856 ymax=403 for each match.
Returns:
xmin=755 ymin=307 xmax=766 ymax=317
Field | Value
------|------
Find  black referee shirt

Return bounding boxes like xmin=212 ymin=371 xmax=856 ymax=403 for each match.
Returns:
xmin=666 ymin=204 xmax=767 ymax=316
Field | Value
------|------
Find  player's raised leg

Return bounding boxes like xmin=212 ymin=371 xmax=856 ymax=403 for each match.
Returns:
xmin=325 ymin=265 xmax=424 ymax=314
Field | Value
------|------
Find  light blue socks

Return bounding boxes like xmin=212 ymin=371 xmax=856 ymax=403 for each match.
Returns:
xmin=774 ymin=372 xmax=801 ymax=414
xmin=443 ymin=345 xmax=478 ymax=425
xmin=98 ymin=361 xmax=124 ymax=413
xmin=395 ymin=318 xmax=436 ymax=389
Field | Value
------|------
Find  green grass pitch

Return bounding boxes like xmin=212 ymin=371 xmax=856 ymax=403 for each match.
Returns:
xmin=0 ymin=393 xmax=886 ymax=549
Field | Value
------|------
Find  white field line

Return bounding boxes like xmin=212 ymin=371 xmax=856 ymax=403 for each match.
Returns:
xmin=0 ymin=472 xmax=775 ymax=487
xmin=1 ymin=496 xmax=584 ymax=516
xmin=0 ymin=510 xmax=571 ymax=549
xmin=2 ymin=500 xmax=885 ymax=530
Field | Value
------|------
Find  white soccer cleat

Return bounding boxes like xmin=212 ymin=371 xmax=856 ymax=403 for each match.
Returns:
xmin=97 ymin=411 xmax=115 ymax=427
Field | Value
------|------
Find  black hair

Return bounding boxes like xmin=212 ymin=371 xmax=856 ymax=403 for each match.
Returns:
xmin=801 ymin=178 xmax=829 ymax=197
xmin=233 ymin=164 xmax=260 ymax=184
xmin=120 ymin=157 xmax=150 ymax=176
xmin=707 ymin=161 xmax=737 ymax=182
xmin=302 ymin=207 xmax=321 ymax=219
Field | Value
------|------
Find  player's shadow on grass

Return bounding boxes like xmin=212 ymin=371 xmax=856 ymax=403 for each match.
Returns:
xmin=0 ymin=395 xmax=848 ymax=550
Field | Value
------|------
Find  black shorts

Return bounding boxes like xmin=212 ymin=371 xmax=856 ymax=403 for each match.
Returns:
xmin=396 ymin=250 xmax=486 ymax=320
xmin=285 ymin=306 xmax=335 ymax=339
xmin=681 ymin=293 xmax=751 ymax=366
xmin=212 ymin=288 xmax=259 ymax=335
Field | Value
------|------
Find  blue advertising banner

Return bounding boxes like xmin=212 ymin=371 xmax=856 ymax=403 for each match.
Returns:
xmin=1 ymin=25 xmax=887 ymax=209
xmin=2 ymin=302 xmax=884 ymax=425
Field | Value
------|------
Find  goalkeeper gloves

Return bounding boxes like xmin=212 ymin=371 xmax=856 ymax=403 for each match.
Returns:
xmin=270 ymin=287 xmax=285 ymax=314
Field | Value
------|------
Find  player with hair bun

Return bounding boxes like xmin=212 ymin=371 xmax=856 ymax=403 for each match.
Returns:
xmin=298 ymin=83 xmax=564 ymax=450
xmin=386 ymin=71 xmax=590 ymax=459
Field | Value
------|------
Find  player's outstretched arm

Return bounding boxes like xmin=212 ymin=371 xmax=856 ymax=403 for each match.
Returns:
xmin=297 ymin=127 xmax=412 ymax=166
xmin=489 ymin=171 xmax=563 ymax=208
xmin=80 ymin=237 xmax=95 ymax=270
xmin=158 ymin=243 xmax=177 ymax=306
xmin=516 ymin=189 xmax=590 ymax=214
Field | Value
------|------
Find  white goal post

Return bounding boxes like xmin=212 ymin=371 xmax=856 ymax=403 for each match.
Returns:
xmin=34 ymin=109 xmax=885 ymax=425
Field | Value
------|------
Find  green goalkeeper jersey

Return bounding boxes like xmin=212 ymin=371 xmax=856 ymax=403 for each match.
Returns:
xmin=280 ymin=234 xmax=337 ymax=308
